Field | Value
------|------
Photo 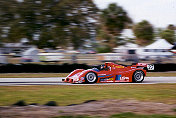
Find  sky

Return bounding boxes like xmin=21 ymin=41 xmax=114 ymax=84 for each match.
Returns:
xmin=93 ymin=0 xmax=176 ymax=28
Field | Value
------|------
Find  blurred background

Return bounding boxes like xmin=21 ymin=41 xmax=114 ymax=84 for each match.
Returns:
xmin=0 ymin=0 xmax=176 ymax=65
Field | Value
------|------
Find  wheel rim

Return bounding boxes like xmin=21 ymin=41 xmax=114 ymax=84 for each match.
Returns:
xmin=134 ymin=71 xmax=144 ymax=82
xmin=86 ymin=72 xmax=97 ymax=83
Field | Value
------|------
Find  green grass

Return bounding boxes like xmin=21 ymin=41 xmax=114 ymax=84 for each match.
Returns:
xmin=53 ymin=112 xmax=176 ymax=118
xmin=53 ymin=115 xmax=92 ymax=118
xmin=0 ymin=84 xmax=176 ymax=106
xmin=110 ymin=112 xmax=176 ymax=118
xmin=147 ymin=72 xmax=176 ymax=77
xmin=0 ymin=72 xmax=176 ymax=78
xmin=173 ymin=108 xmax=176 ymax=112
xmin=0 ymin=73 xmax=69 ymax=78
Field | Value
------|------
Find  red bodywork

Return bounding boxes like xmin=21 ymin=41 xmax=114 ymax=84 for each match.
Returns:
xmin=63 ymin=62 xmax=148 ymax=83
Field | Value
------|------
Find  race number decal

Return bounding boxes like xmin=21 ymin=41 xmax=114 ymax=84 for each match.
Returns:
xmin=147 ymin=64 xmax=154 ymax=70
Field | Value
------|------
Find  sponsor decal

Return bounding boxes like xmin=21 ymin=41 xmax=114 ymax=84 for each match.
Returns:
xmin=115 ymin=75 xmax=121 ymax=80
xmin=115 ymin=66 xmax=124 ymax=68
xmin=120 ymin=76 xmax=129 ymax=81
xmin=100 ymin=75 xmax=129 ymax=82
xmin=98 ymin=74 xmax=106 ymax=76
xmin=100 ymin=77 xmax=114 ymax=82
xmin=100 ymin=78 xmax=108 ymax=82
xmin=81 ymin=77 xmax=84 ymax=80
xmin=115 ymin=75 xmax=129 ymax=81
xmin=78 ymin=80 xmax=83 ymax=83
xmin=98 ymin=74 xmax=112 ymax=78
xmin=109 ymin=78 xmax=114 ymax=81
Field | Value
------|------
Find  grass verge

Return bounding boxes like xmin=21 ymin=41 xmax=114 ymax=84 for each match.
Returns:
xmin=53 ymin=112 xmax=176 ymax=118
xmin=0 ymin=84 xmax=175 ymax=106
xmin=0 ymin=73 xmax=69 ymax=78
xmin=0 ymin=72 xmax=176 ymax=78
xmin=147 ymin=72 xmax=176 ymax=77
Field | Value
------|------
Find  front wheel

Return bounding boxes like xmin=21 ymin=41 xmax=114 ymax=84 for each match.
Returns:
xmin=85 ymin=72 xmax=97 ymax=83
xmin=132 ymin=70 xmax=145 ymax=83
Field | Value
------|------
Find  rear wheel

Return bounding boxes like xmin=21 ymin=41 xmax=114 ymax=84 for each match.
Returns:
xmin=85 ymin=72 xmax=97 ymax=83
xmin=132 ymin=70 xmax=145 ymax=83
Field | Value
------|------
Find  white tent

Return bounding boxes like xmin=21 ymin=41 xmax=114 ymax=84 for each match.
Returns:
xmin=145 ymin=39 xmax=173 ymax=49
xmin=21 ymin=47 xmax=39 ymax=62
xmin=113 ymin=43 xmax=142 ymax=54
xmin=117 ymin=43 xmax=139 ymax=49
xmin=120 ymin=29 xmax=135 ymax=39
xmin=0 ymin=49 xmax=7 ymax=64
xmin=140 ymin=39 xmax=174 ymax=60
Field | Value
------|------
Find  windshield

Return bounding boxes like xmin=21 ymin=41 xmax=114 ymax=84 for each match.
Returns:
xmin=92 ymin=64 xmax=109 ymax=71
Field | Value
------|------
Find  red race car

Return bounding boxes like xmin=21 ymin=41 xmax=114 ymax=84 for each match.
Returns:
xmin=63 ymin=62 xmax=154 ymax=84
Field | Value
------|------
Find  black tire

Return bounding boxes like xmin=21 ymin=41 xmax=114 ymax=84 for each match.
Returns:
xmin=132 ymin=70 xmax=145 ymax=83
xmin=85 ymin=72 xmax=98 ymax=83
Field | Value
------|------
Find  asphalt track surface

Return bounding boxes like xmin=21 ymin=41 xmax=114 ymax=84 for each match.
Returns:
xmin=0 ymin=77 xmax=176 ymax=86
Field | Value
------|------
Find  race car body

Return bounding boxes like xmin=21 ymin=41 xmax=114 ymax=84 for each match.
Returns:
xmin=63 ymin=62 xmax=154 ymax=84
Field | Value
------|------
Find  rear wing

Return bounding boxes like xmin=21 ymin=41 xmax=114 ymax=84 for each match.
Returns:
xmin=147 ymin=64 xmax=154 ymax=70
xmin=133 ymin=63 xmax=154 ymax=71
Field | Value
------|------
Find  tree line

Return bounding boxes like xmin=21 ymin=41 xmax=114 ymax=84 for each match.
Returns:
xmin=0 ymin=0 xmax=175 ymax=51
